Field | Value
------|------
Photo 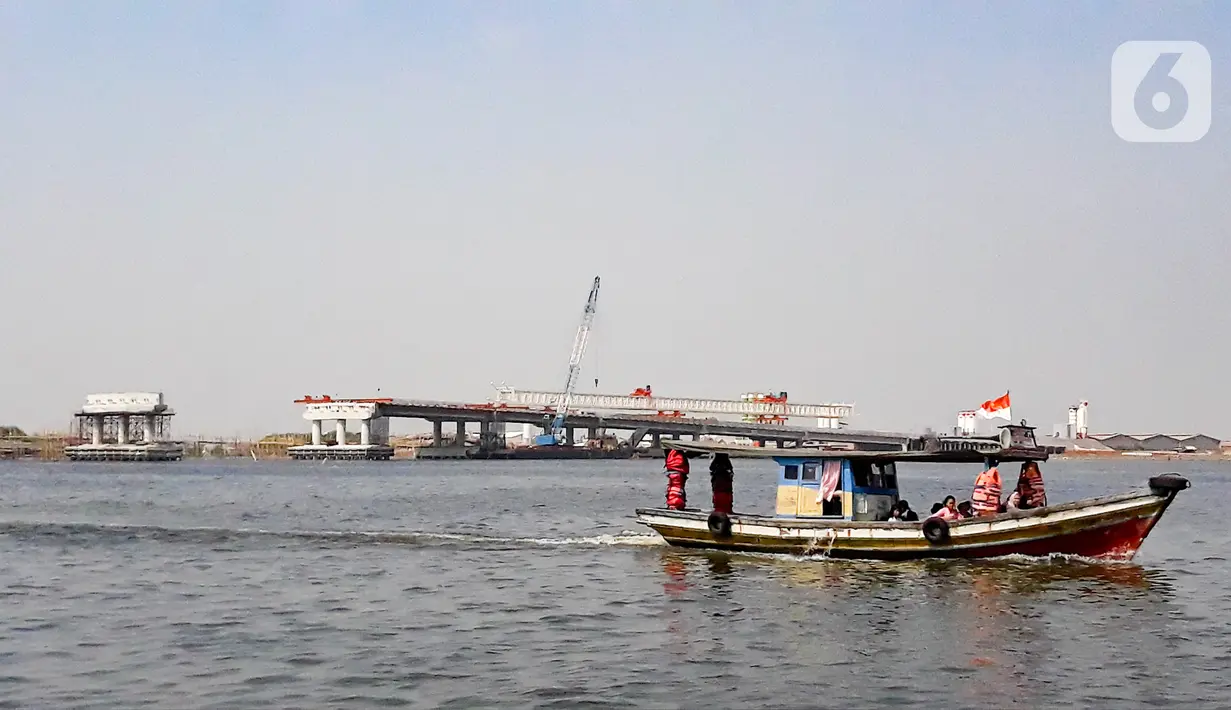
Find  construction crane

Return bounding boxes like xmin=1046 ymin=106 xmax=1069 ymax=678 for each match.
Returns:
xmin=534 ymin=276 xmax=601 ymax=446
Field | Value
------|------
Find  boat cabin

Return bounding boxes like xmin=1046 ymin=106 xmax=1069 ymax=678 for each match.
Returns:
xmin=666 ymin=424 xmax=1052 ymax=523
xmin=775 ymin=455 xmax=899 ymax=521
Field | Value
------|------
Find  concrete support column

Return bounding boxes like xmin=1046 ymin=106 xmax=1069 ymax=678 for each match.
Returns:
xmin=691 ymin=433 xmax=700 ymax=441
xmin=776 ymin=440 xmax=784 ymax=448
xmin=651 ymin=432 xmax=661 ymax=448
xmin=360 ymin=419 xmax=372 ymax=446
xmin=432 ymin=421 xmax=443 ymax=447
xmin=143 ymin=414 xmax=157 ymax=443
xmin=587 ymin=427 xmax=596 ymax=444
xmin=455 ymin=421 xmax=465 ymax=447
xmin=117 ymin=415 xmax=129 ymax=445
xmin=565 ymin=427 xmax=574 ymax=446
xmin=92 ymin=415 xmax=103 ymax=446
xmin=311 ymin=420 xmax=323 ymax=446
xmin=336 ymin=419 xmax=347 ymax=446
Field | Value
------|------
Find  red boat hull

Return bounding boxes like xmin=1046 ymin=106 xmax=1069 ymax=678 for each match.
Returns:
xmin=942 ymin=514 xmax=1154 ymax=561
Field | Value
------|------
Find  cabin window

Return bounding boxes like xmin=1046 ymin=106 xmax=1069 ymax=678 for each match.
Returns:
xmin=852 ymin=461 xmax=898 ymax=490
xmin=879 ymin=462 xmax=898 ymax=490
xmin=784 ymin=464 xmax=799 ymax=481
xmin=851 ymin=460 xmax=873 ymax=488
xmin=801 ymin=463 xmax=818 ymax=481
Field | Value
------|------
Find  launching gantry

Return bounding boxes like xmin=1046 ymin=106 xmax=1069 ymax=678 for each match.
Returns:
xmin=491 ymin=386 xmax=853 ymax=429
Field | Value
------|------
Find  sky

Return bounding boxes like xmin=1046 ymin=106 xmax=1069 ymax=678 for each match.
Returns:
xmin=1 ymin=1 xmax=1228 ymax=439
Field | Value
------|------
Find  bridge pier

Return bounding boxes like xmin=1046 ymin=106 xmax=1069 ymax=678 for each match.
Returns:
xmin=456 ymin=421 xmax=466 ymax=447
xmin=432 ymin=420 xmax=443 ymax=447
xmin=335 ymin=420 xmax=347 ymax=445
xmin=565 ymin=427 xmax=575 ymax=446
xmin=311 ymin=420 xmax=322 ymax=446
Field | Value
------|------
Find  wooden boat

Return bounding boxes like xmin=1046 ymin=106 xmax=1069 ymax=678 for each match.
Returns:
xmin=635 ymin=424 xmax=1190 ymax=561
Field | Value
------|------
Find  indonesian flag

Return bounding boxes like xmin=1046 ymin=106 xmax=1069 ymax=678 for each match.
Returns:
xmin=978 ymin=392 xmax=1011 ymax=420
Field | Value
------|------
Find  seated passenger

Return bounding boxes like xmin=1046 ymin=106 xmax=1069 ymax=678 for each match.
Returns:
xmin=929 ymin=495 xmax=961 ymax=521
xmin=890 ymin=500 xmax=919 ymax=522
xmin=956 ymin=500 xmax=974 ymax=518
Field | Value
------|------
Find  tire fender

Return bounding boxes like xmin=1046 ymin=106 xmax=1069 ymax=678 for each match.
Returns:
xmin=922 ymin=517 xmax=950 ymax=545
xmin=707 ymin=512 xmax=733 ymax=539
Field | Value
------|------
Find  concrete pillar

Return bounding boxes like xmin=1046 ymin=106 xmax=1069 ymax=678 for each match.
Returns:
xmin=565 ymin=427 xmax=574 ymax=446
xmin=143 ymin=414 xmax=156 ymax=443
xmin=587 ymin=427 xmax=596 ymax=444
xmin=117 ymin=415 xmax=129 ymax=445
xmin=651 ymin=432 xmax=661 ymax=448
xmin=455 ymin=421 xmax=465 ymax=447
xmin=311 ymin=420 xmax=323 ymax=446
xmin=432 ymin=421 xmax=443 ymax=447
xmin=776 ymin=440 xmax=784 ymax=448
xmin=92 ymin=415 xmax=103 ymax=446
xmin=691 ymin=433 xmax=700 ymax=441
xmin=336 ymin=419 xmax=346 ymax=446
xmin=522 ymin=423 xmax=532 ymax=444
xmin=360 ymin=419 xmax=371 ymax=446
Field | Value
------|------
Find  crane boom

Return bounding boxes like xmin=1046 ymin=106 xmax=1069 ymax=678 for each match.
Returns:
xmin=537 ymin=276 xmax=600 ymax=445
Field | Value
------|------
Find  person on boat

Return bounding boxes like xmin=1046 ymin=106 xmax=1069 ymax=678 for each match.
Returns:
xmin=928 ymin=495 xmax=961 ymax=521
xmin=709 ymin=453 xmax=734 ymax=514
xmin=970 ymin=461 xmax=1003 ymax=516
xmin=890 ymin=500 xmax=918 ymax=521
xmin=665 ymin=448 xmax=689 ymax=511
xmin=957 ymin=500 xmax=975 ymax=518
xmin=1007 ymin=461 xmax=1047 ymax=509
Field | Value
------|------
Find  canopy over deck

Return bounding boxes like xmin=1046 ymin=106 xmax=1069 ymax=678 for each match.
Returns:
xmin=663 ymin=430 xmax=1052 ymax=464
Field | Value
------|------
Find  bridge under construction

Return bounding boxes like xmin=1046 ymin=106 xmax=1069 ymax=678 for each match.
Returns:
xmin=288 ymin=387 xmax=908 ymax=460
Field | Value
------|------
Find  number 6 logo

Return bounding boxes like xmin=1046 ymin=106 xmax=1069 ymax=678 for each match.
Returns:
xmin=1112 ymin=41 xmax=1211 ymax=143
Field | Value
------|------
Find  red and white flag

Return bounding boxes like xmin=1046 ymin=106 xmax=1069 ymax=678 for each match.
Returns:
xmin=977 ymin=392 xmax=1011 ymax=420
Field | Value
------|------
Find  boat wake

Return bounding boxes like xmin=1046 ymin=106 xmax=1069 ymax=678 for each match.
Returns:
xmin=0 ymin=520 xmax=665 ymax=550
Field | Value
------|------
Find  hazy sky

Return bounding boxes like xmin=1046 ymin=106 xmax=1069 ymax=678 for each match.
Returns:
xmin=2 ymin=2 xmax=1228 ymax=438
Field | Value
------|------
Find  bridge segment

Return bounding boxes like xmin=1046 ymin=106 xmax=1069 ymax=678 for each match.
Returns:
xmin=288 ymin=396 xmax=910 ymax=460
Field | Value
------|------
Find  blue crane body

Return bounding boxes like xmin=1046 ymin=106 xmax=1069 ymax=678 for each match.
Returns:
xmin=534 ymin=276 xmax=600 ymax=446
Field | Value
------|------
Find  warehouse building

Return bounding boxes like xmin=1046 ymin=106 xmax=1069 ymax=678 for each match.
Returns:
xmin=1089 ymin=433 xmax=1223 ymax=453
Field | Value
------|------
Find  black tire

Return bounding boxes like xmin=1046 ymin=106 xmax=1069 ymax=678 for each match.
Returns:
xmin=922 ymin=518 xmax=950 ymax=544
xmin=707 ymin=512 xmax=733 ymax=538
xmin=1149 ymin=473 xmax=1191 ymax=494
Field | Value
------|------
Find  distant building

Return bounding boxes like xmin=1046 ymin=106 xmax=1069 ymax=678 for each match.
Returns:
xmin=1089 ymin=433 xmax=1222 ymax=453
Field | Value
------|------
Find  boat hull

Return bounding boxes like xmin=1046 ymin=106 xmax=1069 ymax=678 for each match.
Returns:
xmin=635 ymin=478 xmax=1188 ymax=561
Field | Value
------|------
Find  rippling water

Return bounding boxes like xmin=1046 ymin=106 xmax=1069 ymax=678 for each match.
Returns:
xmin=1 ymin=457 xmax=1228 ymax=708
